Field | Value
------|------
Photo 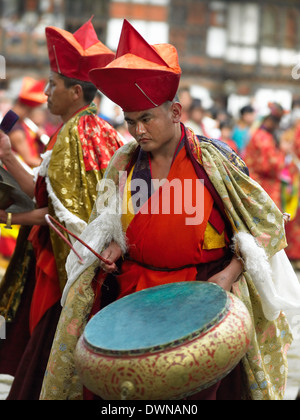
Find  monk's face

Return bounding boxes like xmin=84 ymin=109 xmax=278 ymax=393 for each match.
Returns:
xmin=44 ymin=71 xmax=84 ymax=122
xmin=124 ymin=101 xmax=182 ymax=156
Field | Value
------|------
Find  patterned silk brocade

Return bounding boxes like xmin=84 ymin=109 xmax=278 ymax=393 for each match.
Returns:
xmin=47 ymin=104 xmax=121 ymax=292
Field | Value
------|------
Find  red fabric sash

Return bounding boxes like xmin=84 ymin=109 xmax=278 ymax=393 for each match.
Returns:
xmin=28 ymin=127 xmax=62 ymax=335
xmin=28 ymin=225 xmax=61 ymax=335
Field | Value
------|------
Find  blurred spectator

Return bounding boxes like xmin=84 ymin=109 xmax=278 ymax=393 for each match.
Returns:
xmin=215 ymin=108 xmax=232 ymax=126
xmin=93 ymin=91 xmax=113 ymax=125
xmin=23 ymin=107 xmax=50 ymax=155
xmin=280 ymin=106 xmax=300 ymax=267
xmin=244 ymin=103 xmax=291 ymax=209
xmin=10 ymin=77 xmax=47 ymax=168
xmin=24 ymin=107 xmax=61 ymax=154
xmin=185 ymin=98 xmax=208 ymax=136
xmin=205 ymin=106 xmax=232 ymax=139
xmin=219 ymin=120 xmax=238 ymax=153
xmin=114 ymin=121 xmax=135 ymax=144
xmin=231 ymin=105 xmax=255 ymax=155
xmin=112 ymin=104 xmax=125 ymax=127
xmin=178 ymin=87 xmax=193 ymax=123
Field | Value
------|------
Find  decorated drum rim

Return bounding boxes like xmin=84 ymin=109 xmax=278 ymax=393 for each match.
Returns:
xmin=83 ymin=282 xmax=231 ymax=357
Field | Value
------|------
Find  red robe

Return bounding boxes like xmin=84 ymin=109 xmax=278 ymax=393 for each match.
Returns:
xmin=118 ymin=145 xmax=228 ymax=298
xmin=285 ymin=124 xmax=300 ymax=261
xmin=245 ymin=127 xmax=285 ymax=209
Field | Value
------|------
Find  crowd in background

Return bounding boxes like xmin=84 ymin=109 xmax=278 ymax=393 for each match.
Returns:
xmin=1 ymin=79 xmax=300 ymax=272
xmin=178 ymin=87 xmax=300 ymax=269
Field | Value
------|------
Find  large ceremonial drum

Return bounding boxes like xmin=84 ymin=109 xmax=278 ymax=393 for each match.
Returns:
xmin=0 ymin=166 xmax=35 ymax=212
xmin=74 ymin=282 xmax=253 ymax=400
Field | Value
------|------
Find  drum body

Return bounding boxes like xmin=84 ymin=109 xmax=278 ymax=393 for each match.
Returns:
xmin=0 ymin=166 xmax=35 ymax=212
xmin=75 ymin=282 xmax=253 ymax=400
xmin=0 ymin=182 xmax=14 ymax=210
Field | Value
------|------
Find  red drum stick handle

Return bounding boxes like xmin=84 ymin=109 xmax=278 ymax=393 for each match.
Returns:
xmin=45 ymin=214 xmax=112 ymax=265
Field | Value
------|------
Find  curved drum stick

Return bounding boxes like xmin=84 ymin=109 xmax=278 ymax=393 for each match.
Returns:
xmin=45 ymin=214 xmax=112 ymax=266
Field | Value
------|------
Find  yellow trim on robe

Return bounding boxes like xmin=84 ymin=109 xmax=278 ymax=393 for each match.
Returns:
xmin=121 ymin=165 xmax=135 ymax=232
xmin=203 ymin=222 xmax=226 ymax=250
xmin=122 ymin=165 xmax=226 ymax=251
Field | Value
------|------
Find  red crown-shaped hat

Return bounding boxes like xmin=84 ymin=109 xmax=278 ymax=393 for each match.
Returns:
xmin=18 ymin=77 xmax=47 ymax=107
xmin=46 ymin=18 xmax=115 ymax=82
xmin=89 ymin=20 xmax=182 ymax=112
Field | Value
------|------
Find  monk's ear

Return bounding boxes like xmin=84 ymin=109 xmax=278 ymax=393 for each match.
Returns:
xmin=171 ymin=102 xmax=182 ymax=123
xmin=70 ymin=83 xmax=83 ymax=101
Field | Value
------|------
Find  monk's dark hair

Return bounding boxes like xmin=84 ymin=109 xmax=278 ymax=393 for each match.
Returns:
xmin=59 ymin=74 xmax=97 ymax=104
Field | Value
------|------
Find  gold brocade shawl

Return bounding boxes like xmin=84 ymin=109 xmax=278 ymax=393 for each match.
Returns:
xmin=47 ymin=106 xmax=106 ymax=290
xmin=0 ymin=104 xmax=117 ymax=321
xmin=40 ymin=129 xmax=292 ymax=401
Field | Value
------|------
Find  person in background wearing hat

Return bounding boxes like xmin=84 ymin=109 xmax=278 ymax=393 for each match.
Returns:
xmin=10 ymin=77 xmax=48 ymax=169
xmin=40 ymin=20 xmax=300 ymax=401
xmin=0 ymin=19 xmax=122 ymax=400
xmin=244 ymin=103 xmax=294 ymax=209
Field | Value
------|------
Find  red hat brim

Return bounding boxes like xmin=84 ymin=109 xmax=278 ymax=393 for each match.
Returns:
xmin=90 ymin=67 xmax=180 ymax=112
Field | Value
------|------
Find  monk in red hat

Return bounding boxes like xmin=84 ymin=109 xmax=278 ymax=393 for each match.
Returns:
xmin=41 ymin=20 xmax=295 ymax=401
xmin=9 ymin=77 xmax=47 ymax=168
xmin=0 ymin=18 xmax=123 ymax=400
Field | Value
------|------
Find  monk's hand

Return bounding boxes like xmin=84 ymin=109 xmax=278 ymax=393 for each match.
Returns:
xmin=100 ymin=241 xmax=123 ymax=273
xmin=207 ymin=255 xmax=243 ymax=292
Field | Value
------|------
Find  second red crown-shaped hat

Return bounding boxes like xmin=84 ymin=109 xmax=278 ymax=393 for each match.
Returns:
xmin=46 ymin=18 xmax=115 ymax=82
xmin=18 ymin=77 xmax=47 ymax=107
xmin=89 ymin=20 xmax=182 ymax=112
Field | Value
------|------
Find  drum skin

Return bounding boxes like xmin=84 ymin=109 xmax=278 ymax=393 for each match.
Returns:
xmin=74 ymin=282 xmax=253 ymax=400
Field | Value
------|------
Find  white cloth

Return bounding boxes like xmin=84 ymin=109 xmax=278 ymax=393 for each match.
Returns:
xmin=234 ymin=232 xmax=300 ymax=322
xmin=35 ymin=149 xmax=87 ymax=240
xmin=61 ymin=194 xmax=127 ymax=306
